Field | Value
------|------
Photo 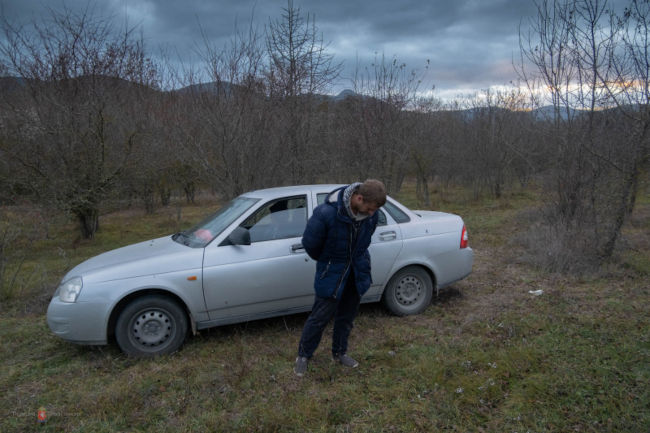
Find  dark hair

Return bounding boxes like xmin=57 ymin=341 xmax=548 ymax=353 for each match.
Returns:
xmin=358 ymin=179 xmax=387 ymax=207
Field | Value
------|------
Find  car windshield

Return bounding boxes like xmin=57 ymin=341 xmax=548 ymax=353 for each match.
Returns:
xmin=173 ymin=196 xmax=259 ymax=248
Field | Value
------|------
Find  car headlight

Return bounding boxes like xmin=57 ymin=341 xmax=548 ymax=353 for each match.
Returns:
xmin=58 ymin=277 xmax=83 ymax=303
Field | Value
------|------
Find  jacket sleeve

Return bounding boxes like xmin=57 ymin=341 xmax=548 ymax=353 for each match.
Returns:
xmin=302 ymin=206 xmax=328 ymax=261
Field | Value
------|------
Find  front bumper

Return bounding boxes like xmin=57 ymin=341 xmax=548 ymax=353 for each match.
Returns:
xmin=46 ymin=296 xmax=110 ymax=345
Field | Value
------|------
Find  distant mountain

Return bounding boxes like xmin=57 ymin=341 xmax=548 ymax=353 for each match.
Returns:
xmin=173 ymin=81 xmax=238 ymax=96
xmin=438 ymin=104 xmax=587 ymax=122
xmin=5 ymin=76 xmax=638 ymax=123
xmin=175 ymin=81 xmax=362 ymax=102
xmin=530 ymin=105 xmax=579 ymax=121
xmin=0 ymin=75 xmax=157 ymax=94
xmin=445 ymin=106 xmax=511 ymax=120
xmin=332 ymin=89 xmax=358 ymax=101
xmin=0 ymin=76 xmax=27 ymax=93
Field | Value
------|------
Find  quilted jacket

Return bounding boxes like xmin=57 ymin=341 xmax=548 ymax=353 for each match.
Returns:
xmin=301 ymin=186 xmax=379 ymax=298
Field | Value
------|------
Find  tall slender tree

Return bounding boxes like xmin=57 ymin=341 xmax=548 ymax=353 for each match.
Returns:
xmin=266 ymin=0 xmax=341 ymax=183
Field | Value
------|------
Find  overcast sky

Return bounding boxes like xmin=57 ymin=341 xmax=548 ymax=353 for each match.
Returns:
xmin=0 ymin=0 xmax=630 ymax=100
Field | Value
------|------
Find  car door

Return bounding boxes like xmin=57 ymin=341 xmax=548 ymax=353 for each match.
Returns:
xmin=367 ymin=208 xmax=403 ymax=298
xmin=202 ymin=195 xmax=315 ymax=322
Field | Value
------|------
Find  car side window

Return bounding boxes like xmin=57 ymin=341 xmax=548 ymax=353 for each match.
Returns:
xmin=241 ymin=196 xmax=307 ymax=243
xmin=377 ymin=209 xmax=387 ymax=226
xmin=383 ymin=200 xmax=411 ymax=223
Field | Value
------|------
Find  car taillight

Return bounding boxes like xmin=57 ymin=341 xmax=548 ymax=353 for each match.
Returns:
xmin=460 ymin=225 xmax=468 ymax=249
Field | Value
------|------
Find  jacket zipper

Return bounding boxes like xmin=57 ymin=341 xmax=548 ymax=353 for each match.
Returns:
xmin=333 ymin=262 xmax=350 ymax=299
xmin=320 ymin=260 xmax=331 ymax=280
xmin=333 ymin=224 xmax=358 ymax=299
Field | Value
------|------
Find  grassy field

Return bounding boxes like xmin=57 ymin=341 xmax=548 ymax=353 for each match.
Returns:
xmin=1 ymin=185 xmax=648 ymax=432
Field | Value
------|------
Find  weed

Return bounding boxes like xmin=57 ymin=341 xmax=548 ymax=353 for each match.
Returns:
xmin=0 ymin=187 xmax=648 ymax=432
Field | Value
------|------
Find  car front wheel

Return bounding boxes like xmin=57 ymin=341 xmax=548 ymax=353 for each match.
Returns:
xmin=115 ymin=295 xmax=189 ymax=357
xmin=382 ymin=266 xmax=433 ymax=316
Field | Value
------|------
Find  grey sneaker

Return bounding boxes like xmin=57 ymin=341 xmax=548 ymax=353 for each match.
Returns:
xmin=333 ymin=353 xmax=359 ymax=368
xmin=294 ymin=356 xmax=309 ymax=377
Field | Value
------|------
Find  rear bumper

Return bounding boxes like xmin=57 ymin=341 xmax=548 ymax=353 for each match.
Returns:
xmin=435 ymin=247 xmax=473 ymax=289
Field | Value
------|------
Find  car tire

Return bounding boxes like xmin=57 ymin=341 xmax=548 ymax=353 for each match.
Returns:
xmin=382 ymin=266 xmax=433 ymax=316
xmin=115 ymin=295 xmax=189 ymax=357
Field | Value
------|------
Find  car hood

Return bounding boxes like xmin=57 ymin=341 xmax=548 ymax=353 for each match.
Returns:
xmin=64 ymin=235 xmax=202 ymax=284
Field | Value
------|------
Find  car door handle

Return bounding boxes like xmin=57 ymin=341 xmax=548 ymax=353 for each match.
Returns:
xmin=291 ymin=243 xmax=305 ymax=253
xmin=379 ymin=231 xmax=397 ymax=241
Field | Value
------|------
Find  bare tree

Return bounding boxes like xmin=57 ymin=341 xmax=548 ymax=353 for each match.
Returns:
xmin=597 ymin=0 xmax=650 ymax=255
xmin=408 ymin=96 xmax=444 ymax=207
xmin=518 ymin=0 xmax=648 ymax=270
xmin=266 ymin=0 xmax=341 ymax=184
xmin=172 ymin=18 xmax=279 ymax=199
xmin=0 ymin=6 xmax=158 ymax=238
xmin=349 ymin=55 xmax=427 ymax=193
xmin=455 ymin=88 xmax=535 ymax=199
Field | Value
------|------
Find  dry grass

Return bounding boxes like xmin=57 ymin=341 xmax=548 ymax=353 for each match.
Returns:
xmin=0 ymin=185 xmax=648 ymax=432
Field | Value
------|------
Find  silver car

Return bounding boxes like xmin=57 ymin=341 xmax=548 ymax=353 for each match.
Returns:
xmin=47 ymin=185 xmax=473 ymax=357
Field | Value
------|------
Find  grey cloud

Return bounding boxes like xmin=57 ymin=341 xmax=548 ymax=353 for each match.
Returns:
xmin=1 ymin=0 xmax=631 ymax=96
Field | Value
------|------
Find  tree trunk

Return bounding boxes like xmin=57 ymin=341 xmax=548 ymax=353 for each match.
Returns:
xmin=75 ymin=207 xmax=99 ymax=239
xmin=184 ymin=182 xmax=196 ymax=204
xmin=601 ymin=161 xmax=640 ymax=259
xmin=416 ymin=173 xmax=431 ymax=208
xmin=142 ymin=183 xmax=156 ymax=214
xmin=159 ymin=185 xmax=171 ymax=207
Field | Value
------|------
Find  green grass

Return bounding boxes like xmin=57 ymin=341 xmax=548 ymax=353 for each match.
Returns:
xmin=1 ymin=185 xmax=648 ymax=432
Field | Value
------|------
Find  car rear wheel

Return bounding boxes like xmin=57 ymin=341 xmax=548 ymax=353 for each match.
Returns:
xmin=115 ymin=295 xmax=188 ymax=357
xmin=382 ymin=266 xmax=433 ymax=316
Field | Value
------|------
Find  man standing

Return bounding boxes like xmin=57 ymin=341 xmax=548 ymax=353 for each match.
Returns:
xmin=295 ymin=179 xmax=387 ymax=376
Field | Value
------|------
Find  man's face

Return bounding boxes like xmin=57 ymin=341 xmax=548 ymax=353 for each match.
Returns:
xmin=351 ymin=194 xmax=379 ymax=217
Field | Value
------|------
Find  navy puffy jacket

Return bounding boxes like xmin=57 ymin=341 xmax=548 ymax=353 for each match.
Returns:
xmin=302 ymin=186 xmax=379 ymax=298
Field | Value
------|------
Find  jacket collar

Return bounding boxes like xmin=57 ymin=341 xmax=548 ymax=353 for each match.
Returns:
xmin=326 ymin=185 xmax=379 ymax=227
xmin=326 ymin=186 xmax=354 ymax=224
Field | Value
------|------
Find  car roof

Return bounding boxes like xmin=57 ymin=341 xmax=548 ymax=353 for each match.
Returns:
xmin=241 ymin=184 xmax=344 ymax=199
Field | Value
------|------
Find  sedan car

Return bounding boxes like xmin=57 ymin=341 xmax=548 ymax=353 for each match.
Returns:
xmin=47 ymin=185 xmax=473 ymax=357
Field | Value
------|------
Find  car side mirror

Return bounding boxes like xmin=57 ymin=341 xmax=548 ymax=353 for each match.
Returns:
xmin=222 ymin=226 xmax=251 ymax=246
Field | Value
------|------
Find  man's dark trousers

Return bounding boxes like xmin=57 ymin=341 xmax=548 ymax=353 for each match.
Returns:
xmin=298 ymin=270 xmax=361 ymax=358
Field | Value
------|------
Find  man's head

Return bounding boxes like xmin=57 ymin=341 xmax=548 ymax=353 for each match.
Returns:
xmin=350 ymin=179 xmax=387 ymax=217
